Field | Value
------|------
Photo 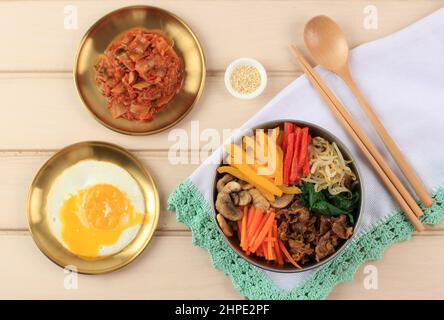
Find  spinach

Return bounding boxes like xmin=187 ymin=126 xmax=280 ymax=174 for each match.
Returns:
xmin=300 ymin=182 xmax=359 ymax=224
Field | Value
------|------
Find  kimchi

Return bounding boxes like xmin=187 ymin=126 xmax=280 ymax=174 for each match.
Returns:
xmin=94 ymin=28 xmax=184 ymax=121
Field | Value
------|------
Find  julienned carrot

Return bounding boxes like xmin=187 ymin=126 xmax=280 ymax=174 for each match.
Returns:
xmin=273 ymin=223 xmax=284 ymax=265
xmin=278 ymin=239 xmax=302 ymax=269
xmin=297 ymin=128 xmax=309 ymax=179
xmin=283 ymin=132 xmax=295 ymax=185
xmin=289 ymin=127 xmax=302 ymax=184
xmin=267 ymin=227 xmax=274 ymax=260
xmin=238 ymin=207 xmax=299 ymax=267
xmin=250 ymin=211 xmax=276 ymax=252
xmin=247 ymin=208 xmax=263 ymax=247
xmin=282 ymin=122 xmax=294 ymax=151
xmin=262 ymin=241 xmax=268 ymax=260
xmin=260 ymin=244 xmax=265 ymax=257
xmin=246 ymin=206 xmax=255 ymax=230
xmin=240 ymin=207 xmax=248 ymax=250
xmin=248 ymin=214 xmax=268 ymax=252
xmin=237 ymin=219 xmax=242 ymax=242
xmin=256 ymin=245 xmax=263 ymax=257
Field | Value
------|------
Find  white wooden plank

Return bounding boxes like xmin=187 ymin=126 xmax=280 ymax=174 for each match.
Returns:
xmin=0 ymin=232 xmax=443 ymax=299
xmin=0 ymin=0 xmax=441 ymax=71
xmin=0 ymin=75 xmax=294 ymax=149
xmin=0 ymin=233 xmax=242 ymax=299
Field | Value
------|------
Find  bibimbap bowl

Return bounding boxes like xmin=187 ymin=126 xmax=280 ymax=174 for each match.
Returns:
xmin=211 ymin=120 xmax=364 ymax=273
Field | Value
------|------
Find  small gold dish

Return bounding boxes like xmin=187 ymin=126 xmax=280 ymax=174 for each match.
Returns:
xmin=27 ymin=141 xmax=159 ymax=274
xmin=74 ymin=5 xmax=206 ymax=135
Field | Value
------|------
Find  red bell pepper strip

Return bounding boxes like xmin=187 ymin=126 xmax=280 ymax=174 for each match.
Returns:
xmin=282 ymin=122 xmax=294 ymax=151
xmin=303 ymin=159 xmax=310 ymax=177
xmin=302 ymin=135 xmax=311 ymax=177
xmin=289 ymin=127 xmax=302 ymax=184
xmin=283 ymin=132 xmax=295 ymax=185
xmin=273 ymin=221 xmax=284 ymax=265
xmin=296 ymin=127 xmax=309 ymax=180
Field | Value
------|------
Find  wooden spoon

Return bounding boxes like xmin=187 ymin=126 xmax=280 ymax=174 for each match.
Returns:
xmin=303 ymin=15 xmax=433 ymax=208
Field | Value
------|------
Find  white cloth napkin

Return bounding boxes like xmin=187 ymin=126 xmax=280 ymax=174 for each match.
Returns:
xmin=187 ymin=7 xmax=444 ymax=290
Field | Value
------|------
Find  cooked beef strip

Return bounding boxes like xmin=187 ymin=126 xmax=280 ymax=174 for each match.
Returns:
xmin=319 ymin=215 xmax=331 ymax=236
xmin=331 ymin=215 xmax=354 ymax=239
xmin=278 ymin=220 xmax=289 ymax=241
xmin=277 ymin=198 xmax=354 ymax=266
xmin=290 ymin=200 xmax=310 ymax=215
xmin=288 ymin=239 xmax=314 ymax=264
xmin=315 ymin=231 xmax=339 ymax=262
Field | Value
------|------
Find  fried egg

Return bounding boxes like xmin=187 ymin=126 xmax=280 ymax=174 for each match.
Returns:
xmin=47 ymin=160 xmax=145 ymax=258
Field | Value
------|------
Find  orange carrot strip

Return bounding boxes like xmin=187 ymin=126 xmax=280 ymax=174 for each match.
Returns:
xmin=273 ymin=222 xmax=284 ymax=265
xmin=262 ymin=241 xmax=269 ymax=260
xmin=240 ymin=207 xmax=248 ymax=250
xmin=247 ymin=206 xmax=255 ymax=229
xmin=248 ymin=210 xmax=269 ymax=251
xmin=257 ymin=245 xmax=264 ymax=257
xmin=250 ymin=211 xmax=276 ymax=252
xmin=247 ymin=208 xmax=265 ymax=248
xmin=278 ymin=239 xmax=302 ymax=269
xmin=244 ymin=207 xmax=256 ymax=248
xmin=274 ymin=246 xmax=284 ymax=265
xmin=267 ymin=227 xmax=274 ymax=260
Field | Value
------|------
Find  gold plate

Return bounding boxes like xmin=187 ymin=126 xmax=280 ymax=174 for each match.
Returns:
xmin=27 ymin=141 xmax=160 ymax=274
xmin=74 ymin=5 xmax=206 ymax=135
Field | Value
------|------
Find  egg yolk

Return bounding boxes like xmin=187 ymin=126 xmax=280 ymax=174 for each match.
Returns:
xmin=59 ymin=183 xmax=144 ymax=258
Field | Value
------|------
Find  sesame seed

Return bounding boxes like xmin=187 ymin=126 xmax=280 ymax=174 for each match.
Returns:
xmin=229 ymin=64 xmax=261 ymax=95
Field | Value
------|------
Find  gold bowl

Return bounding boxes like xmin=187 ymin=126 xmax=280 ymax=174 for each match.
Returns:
xmin=74 ymin=5 xmax=206 ymax=135
xmin=27 ymin=141 xmax=160 ymax=274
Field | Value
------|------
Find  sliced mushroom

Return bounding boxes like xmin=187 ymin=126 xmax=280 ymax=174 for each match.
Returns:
xmin=237 ymin=190 xmax=252 ymax=206
xmin=215 ymin=192 xmax=243 ymax=221
xmin=231 ymin=193 xmax=240 ymax=206
xmin=248 ymin=188 xmax=270 ymax=211
xmin=216 ymin=174 xmax=234 ymax=192
xmin=239 ymin=180 xmax=253 ymax=190
xmin=216 ymin=213 xmax=233 ymax=237
xmin=270 ymin=193 xmax=295 ymax=209
xmin=221 ymin=181 xmax=241 ymax=193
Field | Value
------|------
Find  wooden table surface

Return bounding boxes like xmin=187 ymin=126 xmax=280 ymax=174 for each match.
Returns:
xmin=1 ymin=0 xmax=443 ymax=299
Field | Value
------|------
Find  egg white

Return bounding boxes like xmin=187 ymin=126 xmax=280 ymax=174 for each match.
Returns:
xmin=46 ymin=160 xmax=145 ymax=257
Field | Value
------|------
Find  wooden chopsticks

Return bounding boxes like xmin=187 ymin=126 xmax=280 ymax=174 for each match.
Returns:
xmin=339 ymin=68 xmax=434 ymax=208
xmin=290 ymin=46 xmax=425 ymax=231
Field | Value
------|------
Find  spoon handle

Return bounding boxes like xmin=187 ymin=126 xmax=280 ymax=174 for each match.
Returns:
xmin=338 ymin=66 xmax=433 ymax=208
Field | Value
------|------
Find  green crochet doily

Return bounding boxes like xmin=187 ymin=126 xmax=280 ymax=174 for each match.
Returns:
xmin=168 ymin=179 xmax=444 ymax=299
